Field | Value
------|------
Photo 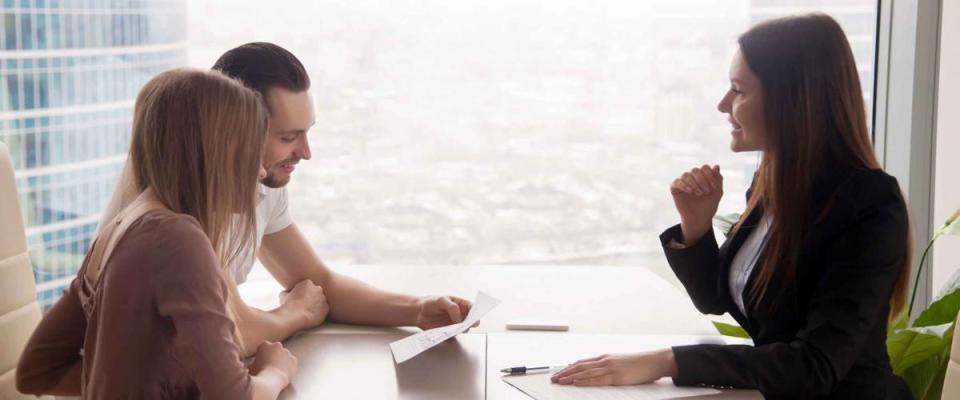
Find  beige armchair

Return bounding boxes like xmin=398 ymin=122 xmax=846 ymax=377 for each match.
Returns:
xmin=0 ymin=142 xmax=43 ymax=399
xmin=944 ymin=310 xmax=960 ymax=399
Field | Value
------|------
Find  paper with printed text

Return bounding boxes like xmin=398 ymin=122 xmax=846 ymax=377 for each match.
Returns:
xmin=390 ymin=291 xmax=500 ymax=363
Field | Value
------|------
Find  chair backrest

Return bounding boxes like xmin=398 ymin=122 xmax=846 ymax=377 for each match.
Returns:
xmin=0 ymin=142 xmax=43 ymax=399
xmin=944 ymin=310 xmax=960 ymax=400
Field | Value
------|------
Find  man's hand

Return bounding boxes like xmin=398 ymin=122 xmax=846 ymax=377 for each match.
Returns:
xmin=279 ymin=280 xmax=329 ymax=331
xmin=414 ymin=296 xmax=473 ymax=330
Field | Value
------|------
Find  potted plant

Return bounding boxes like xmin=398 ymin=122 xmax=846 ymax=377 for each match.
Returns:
xmin=886 ymin=209 xmax=960 ymax=400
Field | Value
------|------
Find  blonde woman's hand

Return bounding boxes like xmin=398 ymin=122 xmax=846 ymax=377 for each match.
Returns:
xmin=250 ymin=341 xmax=298 ymax=388
xmin=670 ymin=165 xmax=723 ymax=245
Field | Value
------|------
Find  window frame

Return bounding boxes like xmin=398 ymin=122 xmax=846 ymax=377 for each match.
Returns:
xmin=872 ymin=0 xmax=943 ymax=317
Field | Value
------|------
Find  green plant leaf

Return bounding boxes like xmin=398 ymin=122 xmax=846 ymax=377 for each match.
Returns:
xmin=913 ymin=288 xmax=960 ymax=328
xmin=917 ymin=344 xmax=951 ymax=400
xmin=900 ymin=353 xmax=944 ymax=400
xmin=887 ymin=323 xmax=953 ymax=375
xmin=888 ymin=309 xmax=909 ymax=337
xmin=889 ymin=275 xmax=960 ymax=400
xmin=711 ymin=321 xmax=751 ymax=339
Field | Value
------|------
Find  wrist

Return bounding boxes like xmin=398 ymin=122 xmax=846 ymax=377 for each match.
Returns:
xmin=660 ymin=349 xmax=678 ymax=378
xmin=680 ymin=222 xmax=710 ymax=245
xmin=252 ymin=365 xmax=291 ymax=396
xmin=276 ymin=301 xmax=310 ymax=331
xmin=257 ymin=365 xmax=291 ymax=386
xmin=407 ymin=296 xmax=425 ymax=326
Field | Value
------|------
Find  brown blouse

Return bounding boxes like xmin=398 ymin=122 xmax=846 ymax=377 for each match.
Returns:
xmin=17 ymin=210 xmax=253 ymax=399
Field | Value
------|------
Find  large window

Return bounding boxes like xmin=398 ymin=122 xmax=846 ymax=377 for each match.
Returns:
xmin=188 ymin=0 xmax=878 ymax=271
xmin=1 ymin=0 xmax=187 ymax=310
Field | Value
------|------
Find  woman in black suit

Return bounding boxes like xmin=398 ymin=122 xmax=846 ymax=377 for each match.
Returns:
xmin=551 ymin=13 xmax=913 ymax=399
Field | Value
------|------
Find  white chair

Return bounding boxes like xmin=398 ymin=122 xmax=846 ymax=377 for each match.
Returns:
xmin=943 ymin=310 xmax=960 ymax=399
xmin=0 ymin=141 xmax=43 ymax=399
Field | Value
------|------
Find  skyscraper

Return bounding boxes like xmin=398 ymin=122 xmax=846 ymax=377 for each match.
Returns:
xmin=0 ymin=0 xmax=186 ymax=310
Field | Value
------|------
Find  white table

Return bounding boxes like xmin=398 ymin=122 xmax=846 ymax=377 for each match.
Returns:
xmin=239 ymin=265 xmax=760 ymax=399
xmin=486 ymin=333 xmax=761 ymax=400
xmin=279 ymin=331 xmax=486 ymax=399
xmin=240 ymin=264 xmax=722 ymax=335
xmin=275 ymin=329 xmax=760 ymax=399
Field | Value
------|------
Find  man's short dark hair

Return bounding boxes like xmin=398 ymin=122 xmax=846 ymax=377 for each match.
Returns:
xmin=212 ymin=42 xmax=310 ymax=97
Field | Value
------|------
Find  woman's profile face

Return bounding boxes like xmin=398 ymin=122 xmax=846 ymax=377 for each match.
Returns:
xmin=717 ymin=49 xmax=766 ymax=153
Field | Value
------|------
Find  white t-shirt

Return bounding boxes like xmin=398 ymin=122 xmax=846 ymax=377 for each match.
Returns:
xmin=233 ymin=184 xmax=294 ymax=283
xmin=97 ymin=181 xmax=294 ymax=285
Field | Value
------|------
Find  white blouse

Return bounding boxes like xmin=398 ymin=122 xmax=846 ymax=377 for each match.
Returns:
xmin=728 ymin=214 xmax=773 ymax=317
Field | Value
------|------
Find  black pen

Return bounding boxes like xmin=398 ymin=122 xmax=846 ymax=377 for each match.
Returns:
xmin=500 ymin=365 xmax=568 ymax=375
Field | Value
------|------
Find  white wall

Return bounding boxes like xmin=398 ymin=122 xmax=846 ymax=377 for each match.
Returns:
xmin=933 ymin=0 xmax=960 ymax=295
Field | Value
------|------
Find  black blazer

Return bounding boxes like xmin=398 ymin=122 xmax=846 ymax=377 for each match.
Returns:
xmin=659 ymin=168 xmax=912 ymax=400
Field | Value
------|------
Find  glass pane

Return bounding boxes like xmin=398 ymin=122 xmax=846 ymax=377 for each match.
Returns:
xmin=186 ymin=0 xmax=879 ymax=268
xmin=0 ymin=0 xmax=878 ymax=310
xmin=1 ymin=1 xmax=187 ymax=311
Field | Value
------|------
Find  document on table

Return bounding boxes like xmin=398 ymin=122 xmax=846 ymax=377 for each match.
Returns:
xmin=502 ymin=374 xmax=720 ymax=400
xmin=390 ymin=291 xmax=500 ymax=364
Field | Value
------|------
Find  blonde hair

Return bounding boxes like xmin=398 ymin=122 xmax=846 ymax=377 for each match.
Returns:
xmin=124 ymin=68 xmax=267 ymax=352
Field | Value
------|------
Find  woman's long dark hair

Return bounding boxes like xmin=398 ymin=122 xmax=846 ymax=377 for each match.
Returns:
xmin=734 ymin=13 xmax=910 ymax=319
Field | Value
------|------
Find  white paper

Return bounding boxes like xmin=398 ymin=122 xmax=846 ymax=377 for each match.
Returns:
xmin=390 ymin=291 xmax=500 ymax=363
xmin=502 ymin=374 xmax=720 ymax=400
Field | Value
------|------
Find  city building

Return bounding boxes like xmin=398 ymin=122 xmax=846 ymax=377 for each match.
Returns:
xmin=0 ymin=0 xmax=186 ymax=310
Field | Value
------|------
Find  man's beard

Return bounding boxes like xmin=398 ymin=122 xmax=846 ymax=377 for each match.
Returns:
xmin=260 ymin=166 xmax=291 ymax=188
xmin=260 ymin=173 xmax=290 ymax=189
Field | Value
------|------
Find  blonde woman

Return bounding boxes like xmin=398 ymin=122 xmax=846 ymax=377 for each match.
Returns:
xmin=16 ymin=69 xmax=297 ymax=399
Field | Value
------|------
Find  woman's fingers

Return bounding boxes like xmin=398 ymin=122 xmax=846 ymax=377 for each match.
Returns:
xmin=556 ymin=366 xmax=611 ymax=385
xmin=681 ymin=172 xmax=704 ymax=195
xmin=552 ymin=360 xmax=604 ymax=381
xmin=573 ymin=355 xmax=606 ymax=364
xmin=671 ymin=178 xmax=694 ymax=195
xmin=682 ymin=170 xmax=711 ymax=196
xmin=700 ymin=164 xmax=721 ymax=192
xmin=551 ymin=364 xmax=585 ymax=381
xmin=689 ymin=168 xmax=712 ymax=195
xmin=695 ymin=164 xmax=725 ymax=192
xmin=688 ymin=165 xmax=723 ymax=193
xmin=672 ymin=165 xmax=723 ymax=198
xmin=712 ymin=165 xmax=723 ymax=190
xmin=572 ymin=374 xmax=617 ymax=387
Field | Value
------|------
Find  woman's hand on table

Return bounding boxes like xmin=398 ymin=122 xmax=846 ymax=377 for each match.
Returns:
xmin=550 ymin=349 xmax=678 ymax=386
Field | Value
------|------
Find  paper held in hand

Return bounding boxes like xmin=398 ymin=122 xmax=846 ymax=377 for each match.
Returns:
xmin=389 ymin=291 xmax=500 ymax=363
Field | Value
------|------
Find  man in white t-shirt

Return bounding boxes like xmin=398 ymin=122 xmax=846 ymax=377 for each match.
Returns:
xmin=100 ymin=43 xmax=472 ymax=353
